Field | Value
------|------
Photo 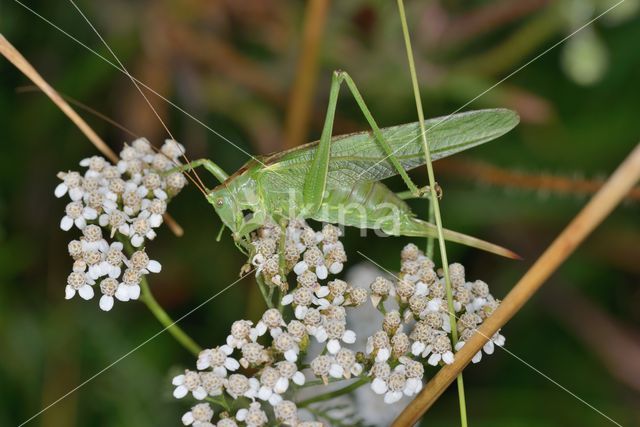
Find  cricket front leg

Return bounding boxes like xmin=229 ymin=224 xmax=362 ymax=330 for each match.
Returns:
xmin=164 ymin=159 xmax=229 ymax=188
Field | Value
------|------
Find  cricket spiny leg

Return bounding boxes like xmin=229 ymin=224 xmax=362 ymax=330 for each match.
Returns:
xmin=303 ymin=70 xmax=423 ymax=216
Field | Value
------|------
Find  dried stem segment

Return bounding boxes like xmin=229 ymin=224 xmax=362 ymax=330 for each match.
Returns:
xmin=393 ymin=142 xmax=640 ymax=426
xmin=283 ymin=0 xmax=330 ymax=149
xmin=0 ymin=34 xmax=118 ymax=161
xmin=0 ymin=34 xmax=183 ymax=237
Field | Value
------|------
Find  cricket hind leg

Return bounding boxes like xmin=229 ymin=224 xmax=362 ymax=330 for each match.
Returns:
xmin=394 ymin=217 xmax=520 ymax=259
xmin=303 ymin=70 xmax=424 ymax=216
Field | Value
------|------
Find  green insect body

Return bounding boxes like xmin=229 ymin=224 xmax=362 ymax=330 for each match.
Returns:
xmin=205 ymin=107 xmax=520 ymax=259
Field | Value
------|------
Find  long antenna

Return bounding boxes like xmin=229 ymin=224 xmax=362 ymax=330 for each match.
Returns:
xmin=66 ymin=0 xmax=209 ymax=194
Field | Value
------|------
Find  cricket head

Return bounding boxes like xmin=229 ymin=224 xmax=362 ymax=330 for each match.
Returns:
xmin=207 ymin=185 xmax=241 ymax=234
xmin=207 ymin=180 xmax=264 ymax=240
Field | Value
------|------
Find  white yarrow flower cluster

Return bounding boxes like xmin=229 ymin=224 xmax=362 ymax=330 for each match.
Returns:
xmin=56 ymin=139 xmax=187 ymax=311
xmin=363 ymin=244 xmax=505 ymax=403
xmin=172 ymin=227 xmax=505 ymax=422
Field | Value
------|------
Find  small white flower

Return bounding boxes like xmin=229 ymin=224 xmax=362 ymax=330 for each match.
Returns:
xmin=60 ymin=201 xmax=97 ymax=231
xmin=274 ymin=361 xmax=306 ymax=393
xmin=65 ymin=271 xmax=95 ymax=300
xmin=197 ymin=346 xmax=239 ymax=375
xmin=55 ymin=171 xmax=83 ymax=201
xmin=172 ymin=370 xmax=207 ymax=400
xmin=236 ymin=402 xmax=268 ymax=427
xmin=181 ymin=402 xmax=213 ymax=426
xmin=115 ymin=268 xmax=142 ymax=301
xmin=226 ymin=320 xmax=253 ymax=349
xmin=129 ymin=211 xmax=157 ymax=247
xmin=423 ymin=334 xmax=455 ymax=366
xmin=256 ymin=366 xmax=284 ymax=406
xmin=251 ymin=308 xmax=286 ymax=340
xmin=98 ymin=277 xmax=119 ymax=311
xmin=126 ymin=250 xmax=162 ymax=274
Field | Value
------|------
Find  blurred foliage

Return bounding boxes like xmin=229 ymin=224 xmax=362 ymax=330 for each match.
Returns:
xmin=1 ymin=0 xmax=639 ymax=426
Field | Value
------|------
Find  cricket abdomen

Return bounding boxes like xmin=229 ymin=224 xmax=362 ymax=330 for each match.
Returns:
xmin=311 ymin=181 xmax=416 ymax=233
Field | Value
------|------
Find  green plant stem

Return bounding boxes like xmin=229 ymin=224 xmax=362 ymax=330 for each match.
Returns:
xmin=256 ymin=275 xmax=274 ymax=309
xmin=139 ymin=276 xmax=202 ymax=356
xmin=426 ymin=200 xmax=435 ymax=259
xmin=396 ymin=1 xmax=468 ymax=426
xmin=297 ymin=377 xmax=370 ymax=407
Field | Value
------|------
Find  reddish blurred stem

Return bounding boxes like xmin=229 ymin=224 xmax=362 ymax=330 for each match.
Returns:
xmin=545 ymin=286 xmax=640 ymax=393
xmin=393 ymin=142 xmax=640 ymax=426
xmin=438 ymin=158 xmax=640 ymax=202
xmin=439 ymin=0 xmax=551 ymax=46
xmin=283 ymin=0 xmax=330 ymax=149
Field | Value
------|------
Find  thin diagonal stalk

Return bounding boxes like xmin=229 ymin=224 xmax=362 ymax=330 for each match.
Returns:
xmin=139 ymin=276 xmax=202 ymax=356
xmin=395 ymin=1 xmax=468 ymax=426
xmin=297 ymin=377 xmax=370 ymax=407
xmin=393 ymin=142 xmax=640 ymax=425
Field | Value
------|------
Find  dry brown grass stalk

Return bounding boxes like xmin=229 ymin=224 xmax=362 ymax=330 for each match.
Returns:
xmin=0 ymin=34 xmax=184 ymax=237
xmin=393 ymin=142 xmax=640 ymax=426
xmin=283 ymin=0 xmax=330 ymax=149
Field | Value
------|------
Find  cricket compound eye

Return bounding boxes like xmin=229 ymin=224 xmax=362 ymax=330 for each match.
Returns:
xmin=215 ymin=198 xmax=224 ymax=207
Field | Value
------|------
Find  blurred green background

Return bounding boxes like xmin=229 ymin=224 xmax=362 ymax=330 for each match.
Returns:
xmin=1 ymin=0 xmax=639 ymax=426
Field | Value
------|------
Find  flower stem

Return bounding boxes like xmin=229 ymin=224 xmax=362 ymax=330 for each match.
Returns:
xmin=139 ymin=276 xmax=202 ymax=356
xmin=297 ymin=377 xmax=370 ymax=407
xmin=395 ymin=1 xmax=468 ymax=426
xmin=256 ymin=275 xmax=274 ymax=309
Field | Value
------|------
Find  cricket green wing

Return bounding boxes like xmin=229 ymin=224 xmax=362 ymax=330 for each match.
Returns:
xmin=259 ymin=109 xmax=519 ymax=189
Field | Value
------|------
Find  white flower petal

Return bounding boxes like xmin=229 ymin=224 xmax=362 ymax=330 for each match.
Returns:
xmin=281 ymin=294 xmax=294 ymax=305
xmin=293 ymin=261 xmax=308 ymax=275
xmin=442 ymin=351 xmax=455 ymax=365
xmin=131 ymin=234 xmax=144 ymax=248
xmin=236 ymin=409 xmax=248 ymax=421
xmin=181 ymin=411 xmax=194 ymax=426
xmin=127 ymin=284 xmax=141 ymax=300
xmin=69 ymin=187 xmax=83 ymax=201
xmin=192 ymin=387 xmax=207 ymax=400
xmin=316 ymin=265 xmax=328 ymax=280
xmin=342 ymin=330 xmax=356 ymax=344
xmin=115 ymin=286 xmax=130 ymax=302
xmin=327 ymin=339 xmax=341 ymax=354
xmin=329 ymin=364 xmax=344 ymax=378
xmin=225 ymin=358 xmax=240 ymax=371
xmin=384 ymin=391 xmax=403 ymax=404
xmin=60 ymin=216 xmax=73 ymax=231
xmin=78 ymin=284 xmax=94 ymax=300
xmin=54 ymin=183 xmax=68 ymax=198
xmin=293 ymin=371 xmax=306 ymax=386
xmin=257 ymin=386 xmax=272 ymax=401
xmin=411 ymin=342 xmax=425 ymax=356
xmin=64 ymin=285 xmax=76 ymax=300
xmin=274 ymin=377 xmax=289 ymax=394
xmin=147 ymin=260 xmax=162 ymax=273
xmin=83 ymin=207 xmax=98 ymax=220
xmin=173 ymin=385 xmax=188 ymax=399
xmin=99 ymin=295 xmax=114 ymax=311
xmin=329 ymin=262 xmax=343 ymax=274
xmin=428 ymin=353 xmax=441 ymax=366
xmin=371 ymin=378 xmax=388 ymax=394
xmin=315 ymin=286 xmax=330 ymax=298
